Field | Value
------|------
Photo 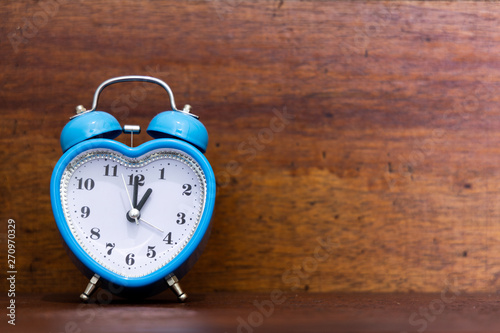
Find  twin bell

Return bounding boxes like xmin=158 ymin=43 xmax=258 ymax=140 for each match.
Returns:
xmin=59 ymin=76 xmax=208 ymax=154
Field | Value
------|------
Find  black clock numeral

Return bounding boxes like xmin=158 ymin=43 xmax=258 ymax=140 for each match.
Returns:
xmin=176 ymin=212 xmax=186 ymax=225
xmin=126 ymin=253 xmax=135 ymax=266
xmin=182 ymin=184 xmax=192 ymax=196
xmin=128 ymin=174 xmax=145 ymax=186
xmin=159 ymin=168 xmax=165 ymax=180
xmin=104 ymin=164 xmax=118 ymax=177
xmin=81 ymin=206 xmax=90 ymax=218
xmin=90 ymin=228 xmax=100 ymax=240
xmin=147 ymin=246 xmax=156 ymax=258
xmin=77 ymin=178 xmax=95 ymax=190
xmin=163 ymin=232 xmax=173 ymax=245
xmin=106 ymin=243 xmax=115 ymax=255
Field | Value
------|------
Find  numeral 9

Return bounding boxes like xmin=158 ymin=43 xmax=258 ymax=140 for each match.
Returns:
xmin=81 ymin=206 xmax=90 ymax=218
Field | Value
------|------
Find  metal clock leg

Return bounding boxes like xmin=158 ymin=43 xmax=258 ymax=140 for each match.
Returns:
xmin=80 ymin=274 xmax=101 ymax=302
xmin=165 ymin=274 xmax=187 ymax=302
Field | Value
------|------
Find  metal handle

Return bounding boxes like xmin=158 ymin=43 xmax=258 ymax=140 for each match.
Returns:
xmin=89 ymin=75 xmax=181 ymax=112
xmin=72 ymin=75 xmax=197 ymax=120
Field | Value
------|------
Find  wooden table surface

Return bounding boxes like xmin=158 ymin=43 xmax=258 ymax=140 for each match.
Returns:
xmin=4 ymin=292 xmax=500 ymax=333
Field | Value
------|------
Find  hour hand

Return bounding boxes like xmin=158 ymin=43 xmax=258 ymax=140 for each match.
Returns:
xmin=137 ymin=188 xmax=152 ymax=211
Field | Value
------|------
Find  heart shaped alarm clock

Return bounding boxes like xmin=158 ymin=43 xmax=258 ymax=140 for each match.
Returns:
xmin=50 ymin=76 xmax=216 ymax=302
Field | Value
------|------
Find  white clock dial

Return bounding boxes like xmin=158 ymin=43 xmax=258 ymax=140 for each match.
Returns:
xmin=59 ymin=148 xmax=207 ymax=278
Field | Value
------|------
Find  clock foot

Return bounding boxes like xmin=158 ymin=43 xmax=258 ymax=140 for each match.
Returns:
xmin=166 ymin=274 xmax=187 ymax=302
xmin=80 ymin=274 xmax=101 ymax=302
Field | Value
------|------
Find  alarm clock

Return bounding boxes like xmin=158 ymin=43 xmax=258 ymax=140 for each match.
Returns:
xmin=50 ymin=76 xmax=216 ymax=302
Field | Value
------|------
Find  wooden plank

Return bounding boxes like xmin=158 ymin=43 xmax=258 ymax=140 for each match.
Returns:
xmin=4 ymin=292 xmax=500 ymax=333
xmin=1 ymin=0 xmax=500 ymax=295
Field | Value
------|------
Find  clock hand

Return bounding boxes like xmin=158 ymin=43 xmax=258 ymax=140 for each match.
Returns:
xmin=139 ymin=218 xmax=164 ymax=233
xmin=121 ymin=174 xmax=134 ymax=209
xmin=133 ymin=188 xmax=159 ymax=231
xmin=132 ymin=175 xmax=139 ymax=208
xmin=136 ymin=188 xmax=152 ymax=211
xmin=121 ymin=174 xmax=139 ymax=225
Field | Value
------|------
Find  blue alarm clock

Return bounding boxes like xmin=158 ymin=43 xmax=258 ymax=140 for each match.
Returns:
xmin=50 ymin=76 xmax=216 ymax=302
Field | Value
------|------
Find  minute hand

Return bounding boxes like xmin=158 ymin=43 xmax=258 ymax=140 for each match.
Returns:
xmin=136 ymin=188 xmax=152 ymax=211
xmin=132 ymin=176 xmax=139 ymax=208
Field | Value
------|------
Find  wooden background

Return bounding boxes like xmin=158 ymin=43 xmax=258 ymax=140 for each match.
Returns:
xmin=2 ymin=0 xmax=500 ymax=295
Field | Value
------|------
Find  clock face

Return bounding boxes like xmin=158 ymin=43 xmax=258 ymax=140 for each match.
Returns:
xmin=59 ymin=148 xmax=207 ymax=278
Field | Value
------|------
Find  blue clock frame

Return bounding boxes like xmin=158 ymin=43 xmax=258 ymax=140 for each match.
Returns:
xmin=50 ymin=138 xmax=216 ymax=291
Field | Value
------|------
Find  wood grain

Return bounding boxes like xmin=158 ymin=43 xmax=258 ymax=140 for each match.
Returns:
xmin=4 ymin=292 xmax=500 ymax=333
xmin=2 ymin=1 xmax=500 ymax=295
